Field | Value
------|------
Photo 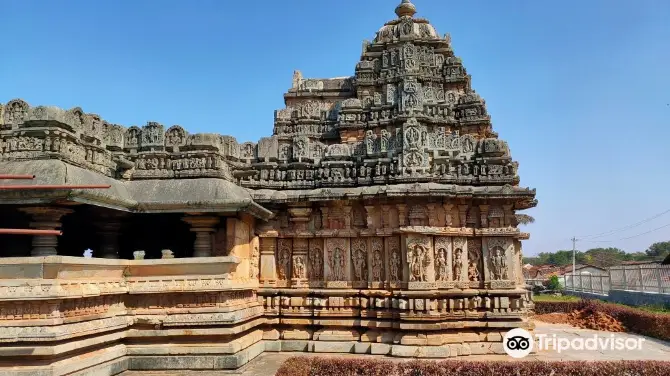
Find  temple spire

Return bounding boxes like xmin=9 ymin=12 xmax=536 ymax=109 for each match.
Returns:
xmin=395 ymin=0 xmax=417 ymax=18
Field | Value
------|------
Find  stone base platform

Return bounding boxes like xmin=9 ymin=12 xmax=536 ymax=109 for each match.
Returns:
xmin=0 ymin=338 xmax=514 ymax=376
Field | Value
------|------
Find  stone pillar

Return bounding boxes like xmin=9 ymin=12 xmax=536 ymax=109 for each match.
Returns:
xmin=19 ymin=207 xmax=73 ymax=256
xmin=95 ymin=213 xmax=126 ymax=259
xmin=182 ymin=215 xmax=219 ymax=257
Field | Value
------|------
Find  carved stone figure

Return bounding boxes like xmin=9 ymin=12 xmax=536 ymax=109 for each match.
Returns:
xmin=453 ymin=248 xmax=463 ymax=281
xmin=292 ymin=256 xmax=306 ymax=279
xmin=277 ymin=241 xmax=291 ymax=280
xmin=309 ymin=248 xmax=323 ymax=280
xmin=408 ymin=244 xmax=429 ymax=282
xmin=372 ymin=250 xmax=383 ymax=281
xmin=352 ymin=249 xmax=367 ymax=281
xmin=435 ymin=248 xmax=448 ymax=281
xmin=328 ymin=248 xmax=346 ymax=281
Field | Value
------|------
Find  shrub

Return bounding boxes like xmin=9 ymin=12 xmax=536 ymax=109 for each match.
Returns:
xmin=546 ymin=275 xmax=561 ymax=290
xmin=275 ymin=357 xmax=670 ymax=376
xmin=534 ymin=299 xmax=670 ymax=341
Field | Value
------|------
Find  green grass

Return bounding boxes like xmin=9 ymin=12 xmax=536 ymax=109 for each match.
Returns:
xmin=533 ymin=294 xmax=580 ymax=302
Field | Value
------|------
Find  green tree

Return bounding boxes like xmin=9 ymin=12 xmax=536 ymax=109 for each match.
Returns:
xmin=645 ymin=241 xmax=670 ymax=259
xmin=584 ymin=247 xmax=627 ymax=268
xmin=515 ymin=214 xmax=535 ymax=226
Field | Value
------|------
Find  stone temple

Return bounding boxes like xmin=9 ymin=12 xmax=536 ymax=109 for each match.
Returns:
xmin=0 ymin=1 xmax=536 ymax=374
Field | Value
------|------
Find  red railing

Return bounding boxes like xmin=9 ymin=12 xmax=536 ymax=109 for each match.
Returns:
xmin=0 ymin=173 xmax=110 ymax=236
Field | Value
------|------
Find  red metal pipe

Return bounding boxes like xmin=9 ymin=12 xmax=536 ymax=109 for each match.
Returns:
xmin=0 ymin=184 xmax=111 ymax=190
xmin=0 ymin=174 xmax=35 ymax=180
xmin=0 ymin=229 xmax=62 ymax=236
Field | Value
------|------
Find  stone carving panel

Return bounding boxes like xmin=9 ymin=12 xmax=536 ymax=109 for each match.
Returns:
xmin=308 ymin=238 xmax=324 ymax=281
xmin=277 ymin=239 xmax=292 ymax=281
xmin=434 ymin=237 xmax=450 ymax=282
xmin=325 ymin=238 xmax=349 ymax=283
xmin=351 ymin=238 xmax=368 ymax=283
xmin=467 ymin=238 xmax=483 ymax=285
xmin=406 ymin=235 xmax=432 ymax=283
xmin=386 ymin=236 xmax=402 ymax=284
xmin=487 ymin=238 xmax=510 ymax=281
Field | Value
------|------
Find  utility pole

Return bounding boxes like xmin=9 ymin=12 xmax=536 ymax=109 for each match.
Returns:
xmin=571 ymin=236 xmax=577 ymax=276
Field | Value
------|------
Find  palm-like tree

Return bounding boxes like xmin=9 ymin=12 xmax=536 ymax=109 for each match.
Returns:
xmin=515 ymin=214 xmax=535 ymax=226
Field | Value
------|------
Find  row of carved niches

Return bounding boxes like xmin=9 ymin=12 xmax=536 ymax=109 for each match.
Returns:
xmin=0 ymin=99 xmax=254 ymax=159
xmin=257 ymin=202 xmax=520 ymax=236
xmin=260 ymin=292 xmax=531 ymax=320
xmin=266 ymin=235 xmax=519 ymax=290
xmin=274 ymin=90 xmax=486 ymax=131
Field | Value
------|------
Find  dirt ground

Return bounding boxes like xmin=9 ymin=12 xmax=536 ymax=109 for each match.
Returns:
xmin=533 ymin=309 xmax=626 ymax=332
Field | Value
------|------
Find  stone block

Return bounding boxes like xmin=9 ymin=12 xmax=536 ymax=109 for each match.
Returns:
xmin=486 ymin=332 xmax=502 ymax=342
xmin=468 ymin=342 xmax=492 ymax=355
xmin=313 ymin=341 xmax=355 ymax=353
xmin=490 ymin=342 xmax=506 ymax=355
xmin=391 ymin=345 xmax=418 ymax=357
xmin=264 ymin=340 xmax=281 ymax=352
xmin=417 ymin=345 xmax=450 ymax=358
xmin=370 ymin=343 xmax=392 ymax=355
xmin=263 ymin=329 xmax=280 ymax=340
xmin=281 ymin=340 xmax=310 ymax=352
xmin=354 ymin=342 xmax=371 ymax=354
xmin=282 ymin=328 xmax=312 ymax=340
xmin=129 ymin=356 xmax=216 ymax=370
xmin=215 ymin=341 xmax=265 ymax=369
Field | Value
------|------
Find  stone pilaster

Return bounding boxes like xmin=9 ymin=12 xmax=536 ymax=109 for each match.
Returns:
xmin=503 ymin=204 xmax=514 ymax=227
xmin=443 ymin=203 xmax=454 ymax=226
xmin=381 ymin=205 xmax=391 ymax=228
xmin=397 ymin=204 xmax=407 ymax=226
xmin=426 ymin=204 xmax=438 ymax=227
xmin=182 ymin=215 xmax=219 ymax=257
xmin=288 ymin=207 xmax=312 ymax=234
xmin=291 ymin=238 xmax=309 ymax=287
xmin=457 ymin=205 xmax=468 ymax=227
xmin=259 ymin=237 xmax=278 ymax=286
xmin=479 ymin=205 xmax=489 ymax=228
xmin=19 ymin=207 xmax=73 ymax=256
xmin=364 ymin=205 xmax=376 ymax=229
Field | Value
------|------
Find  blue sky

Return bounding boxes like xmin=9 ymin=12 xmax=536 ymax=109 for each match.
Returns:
xmin=2 ymin=0 xmax=669 ymax=256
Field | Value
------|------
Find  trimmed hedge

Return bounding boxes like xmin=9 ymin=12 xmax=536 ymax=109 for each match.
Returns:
xmin=534 ymin=299 xmax=670 ymax=341
xmin=275 ymin=357 xmax=670 ymax=376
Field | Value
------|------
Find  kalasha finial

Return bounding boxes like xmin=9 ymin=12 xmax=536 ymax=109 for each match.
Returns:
xmin=395 ymin=0 xmax=417 ymax=18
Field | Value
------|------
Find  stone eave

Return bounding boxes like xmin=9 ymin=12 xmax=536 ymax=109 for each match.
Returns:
xmin=0 ymin=160 xmax=273 ymax=220
xmin=246 ymin=183 xmax=536 ymax=205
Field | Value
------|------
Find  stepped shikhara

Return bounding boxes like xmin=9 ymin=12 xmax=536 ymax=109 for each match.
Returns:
xmin=0 ymin=1 xmax=537 ymax=374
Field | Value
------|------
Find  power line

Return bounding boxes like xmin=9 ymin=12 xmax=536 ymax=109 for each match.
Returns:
xmin=576 ymin=208 xmax=670 ymax=240
xmin=579 ymin=222 xmax=670 ymax=243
